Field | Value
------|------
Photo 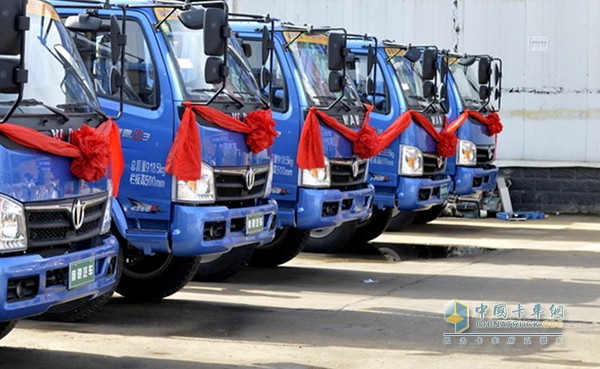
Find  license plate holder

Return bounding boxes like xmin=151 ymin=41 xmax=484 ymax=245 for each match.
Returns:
xmin=68 ymin=257 xmax=95 ymax=290
xmin=246 ymin=213 xmax=264 ymax=235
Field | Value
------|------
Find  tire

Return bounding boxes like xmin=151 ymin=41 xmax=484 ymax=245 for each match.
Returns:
xmin=115 ymin=231 xmax=201 ymax=302
xmin=36 ymin=246 xmax=123 ymax=322
xmin=0 ymin=320 xmax=17 ymax=341
xmin=303 ymin=221 xmax=358 ymax=253
xmin=411 ymin=204 xmax=445 ymax=225
xmin=385 ymin=211 xmax=417 ymax=232
xmin=248 ymin=227 xmax=310 ymax=267
xmin=345 ymin=208 xmax=393 ymax=253
xmin=193 ymin=245 xmax=256 ymax=282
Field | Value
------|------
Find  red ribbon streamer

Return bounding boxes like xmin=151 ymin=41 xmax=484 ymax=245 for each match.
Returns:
xmin=0 ymin=119 xmax=124 ymax=196
xmin=166 ymin=101 xmax=277 ymax=181
xmin=297 ymin=106 xmax=458 ymax=170
xmin=445 ymin=110 xmax=504 ymax=136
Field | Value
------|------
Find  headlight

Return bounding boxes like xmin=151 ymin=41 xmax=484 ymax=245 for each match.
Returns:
xmin=176 ymin=162 xmax=216 ymax=203
xmin=265 ymin=162 xmax=274 ymax=196
xmin=299 ymin=157 xmax=331 ymax=188
xmin=0 ymin=195 xmax=27 ymax=253
xmin=399 ymin=145 xmax=423 ymax=176
xmin=100 ymin=180 xmax=112 ymax=234
xmin=457 ymin=140 xmax=477 ymax=166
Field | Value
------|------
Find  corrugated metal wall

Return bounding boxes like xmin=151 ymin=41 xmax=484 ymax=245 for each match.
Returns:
xmin=229 ymin=0 xmax=600 ymax=166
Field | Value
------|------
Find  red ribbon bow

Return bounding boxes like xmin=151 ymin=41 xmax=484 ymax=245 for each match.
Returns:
xmin=0 ymin=119 xmax=124 ymax=196
xmin=445 ymin=110 xmax=504 ymax=136
xmin=297 ymin=106 xmax=457 ymax=170
xmin=166 ymin=102 xmax=277 ymax=181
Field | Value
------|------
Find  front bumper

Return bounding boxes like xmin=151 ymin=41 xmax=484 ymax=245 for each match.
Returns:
xmin=0 ymin=236 xmax=119 ymax=322
xmin=171 ymin=199 xmax=278 ymax=257
xmin=292 ymin=185 xmax=374 ymax=230
xmin=387 ymin=175 xmax=453 ymax=211
xmin=453 ymin=166 xmax=499 ymax=195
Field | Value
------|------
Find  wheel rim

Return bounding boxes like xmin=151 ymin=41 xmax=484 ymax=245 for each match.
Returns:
xmin=310 ymin=226 xmax=337 ymax=239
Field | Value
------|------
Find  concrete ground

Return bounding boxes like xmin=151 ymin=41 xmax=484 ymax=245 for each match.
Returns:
xmin=1 ymin=215 xmax=599 ymax=369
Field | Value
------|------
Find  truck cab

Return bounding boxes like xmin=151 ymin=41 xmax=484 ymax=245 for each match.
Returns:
xmin=0 ymin=0 xmax=120 ymax=339
xmin=232 ymin=21 xmax=374 ymax=257
xmin=343 ymin=38 xmax=453 ymax=244
xmin=444 ymin=54 xmax=501 ymax=198
xmin=55 ymin=1 xmax=278 ymax=298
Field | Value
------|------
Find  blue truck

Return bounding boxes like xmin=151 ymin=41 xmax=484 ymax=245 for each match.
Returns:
xmin=231 ymin=19 xmax=375 ymax=257
xmin=429 ymin=53 xmax=502 ymax=221
xmin=0 ymin=0 xmax=120 ymax=339
xmin=55 ymin=1 xmax=280 ymax=295
xmin=329 ymin=37 xmax=453 ymax=247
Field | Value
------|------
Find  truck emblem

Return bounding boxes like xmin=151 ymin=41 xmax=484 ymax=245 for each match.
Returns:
xmin=245 ymin=168 xmax=256 ymax=190
xmin=488 ymin=147 xmax=493 ymax=159
xmin=71 ymin=199 xmax=86 ymax=230
xmin=351 ymin=161 xmax=360 ymax=177
xmin=437 ymin=156 xmax=444 ymax=168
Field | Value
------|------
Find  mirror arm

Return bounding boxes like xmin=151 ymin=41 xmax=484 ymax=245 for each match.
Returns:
xmin=112 ymin=6 xmax=128 ymax=120
xmin=283 ymin=31 xmax=304 ymax=50
xmin=267 ymin=20 xmax=276 ymax=107
xmin=1 ymin=11 xmax=29 ymax=123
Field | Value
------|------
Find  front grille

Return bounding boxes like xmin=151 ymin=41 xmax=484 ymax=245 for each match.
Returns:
xmin=329 ymin=158 xmax=368 ymax=188
xmin=24 ymin=193 xmax=108 ymax=248
xmin=477 ymin=145 xmax=495 ymax=165
xmin=214 ymin=165 xmax=270 ymax=202
xmin=422 ymin=153 xmax=446 ymax=176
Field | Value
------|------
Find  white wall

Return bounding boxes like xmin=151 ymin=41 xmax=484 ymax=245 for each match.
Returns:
xmin=229 ymin=0 xmax=600 ymax=166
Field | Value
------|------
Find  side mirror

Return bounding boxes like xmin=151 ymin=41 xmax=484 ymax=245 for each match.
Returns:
xmin=422 ymin=49 xmax=438 ymax=80
xmin=205 ymin=57 xmax=227 ymax=84
xmin=241 ymin=42 xmax=252 ymax=58
xmin=328 ymin=33 xmax=346 ymax=71
xmin=479 ymin=85 xmax=490 ymax=100
xmin=0 ymin=0 xmax=28 ymax=94
xmin=65 ymin=13 xmax=103 ymax=32
xmin=404 ymin=47 xmax=422 ymax=63
xmin=259 ymin=66 xmax=271 ymax=90
xmin=0 ymin=59 xmax=21 ymax=94
xmin=328 ymin=71 xmax=345 ymax=93
xmin=178 ymin=6 xmax=205 ymax=30
xmin=366 ymin=47 xmax=376 ymax=74
xmin=0 ymin=0 xmax=27 ymax=55
xmin=110 ymin=15 xmax=123 ymax=66
xmin=423 ymin=80 xmax=436 ymax=99
xmin=261 ymin=26 xmax=270 ymax=65
xmin=478 ymin=57 xmax=491 ymax=84
xmin=204 ymin=8 xmax=228 ymax=56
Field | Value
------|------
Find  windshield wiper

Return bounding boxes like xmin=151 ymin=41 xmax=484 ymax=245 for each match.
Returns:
xmin=56 ymin=102 xmax=108 ymax=120
xmin=190 ymin=88 xmax=245 ymax=108
xmin=0 ymin=99 xmax=70 ymax=123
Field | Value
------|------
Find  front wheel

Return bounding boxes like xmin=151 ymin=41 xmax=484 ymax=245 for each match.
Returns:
xmin=193 ymin=245 xmax=256 ymax=282
xmin=248 ymin=227 xmax=310 ymax=268
xmin=115 ymin=235 xmax=201 ymax=302
xmin=345 ymin=208 xmax=394 ymax=253
xmin=385 ymin=211 xmax=417 ymax=232
xmin=0 ymin=320 xmax=17 ymax=340
xmin=411 ymin=204 xmax=446 ymax=224
xmin=303 ymin=221 xmax=358 ymax=253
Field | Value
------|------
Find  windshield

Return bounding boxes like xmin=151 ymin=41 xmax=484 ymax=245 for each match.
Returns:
xmin=0 ymin=0 xmax=99 ymax=114
xmin=449 ymin=58 xmax=483 ymax=110
xmin=285 ymin=32 xmax=362 ymax=108
xmin=158 ymin=8 xmax=261 ymax=104
xmin=389 ymin=54 xmax=430 ymax=111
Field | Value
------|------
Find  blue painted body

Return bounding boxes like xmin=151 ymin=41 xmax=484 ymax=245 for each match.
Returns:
xmin=347 ymin=41 xmax=452 ymax=211
xmin=445 ymin=70 xmax=499 ymax=195
xmin=1 ymin=1 xmax=119 ymax=323
xmin=233 ymin=22 xmax=374 ymax=230
xmin=55 ymin=3 xmax=277 ymax=257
